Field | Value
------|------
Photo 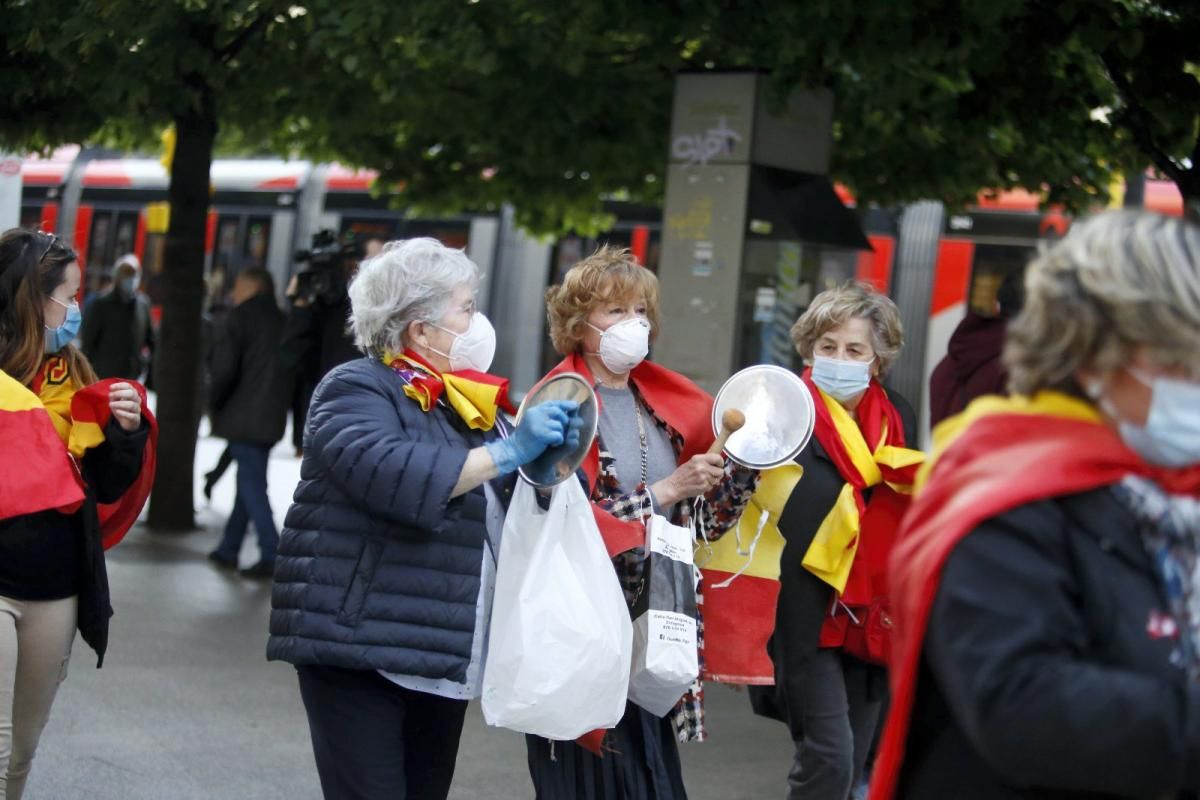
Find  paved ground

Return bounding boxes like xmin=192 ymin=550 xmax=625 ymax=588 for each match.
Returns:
xmin=25 ymin=425 xmax=796 ymax=799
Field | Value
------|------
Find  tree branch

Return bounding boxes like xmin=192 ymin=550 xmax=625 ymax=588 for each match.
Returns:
xmin=218 ymin=12 xmax=272 ymax=64
xmin=1100 ymin=51 xmax=1186 ymax=184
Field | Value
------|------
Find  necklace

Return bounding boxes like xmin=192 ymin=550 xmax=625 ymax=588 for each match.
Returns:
xmin=632 ymin=400 xmax=650 ymax=487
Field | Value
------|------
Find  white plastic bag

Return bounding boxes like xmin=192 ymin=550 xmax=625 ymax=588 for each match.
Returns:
xmin=482 ymin=478 xmax=632 ymax=740
xmin=628 ymin=514 xmax=700 ymax=717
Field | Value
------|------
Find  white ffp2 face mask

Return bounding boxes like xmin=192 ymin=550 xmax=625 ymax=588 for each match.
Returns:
xmin=429 ymin=312 xmax=497 ymax=373
xmin=588 ymin=317 xmax=650 ymax=374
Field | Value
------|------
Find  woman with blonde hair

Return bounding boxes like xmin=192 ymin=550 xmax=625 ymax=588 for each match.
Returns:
xmin=527 ymin=246 xmax=757 ymax=799
xmin=0 ymin=228 xmax=153 ymax=798
xmin=872 ymin=210 xmax=1200 ymax=799
xmin=751 ymin=282 xmax=923 ymax=800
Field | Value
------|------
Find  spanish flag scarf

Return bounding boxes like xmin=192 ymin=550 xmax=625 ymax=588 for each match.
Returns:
xmin=868 ymin=392 xmax=1200 ymax=800
xmin=381 ymin=349 xmax=514 ymax=432
xmin=800 ymin=372 xmax=924 ymax=604
xmin=1 ymin=357 xmax=157 ymax=549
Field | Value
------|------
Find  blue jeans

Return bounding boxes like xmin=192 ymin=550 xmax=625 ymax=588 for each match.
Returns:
xmin=214 ymin=442 xmax=278 ymax=563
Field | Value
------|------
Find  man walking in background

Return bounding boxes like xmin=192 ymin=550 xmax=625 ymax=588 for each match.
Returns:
xmin=207 ymin=268 xmax=292 ymax=578
xmin=80 ymin=254 xmax=155 ymax=380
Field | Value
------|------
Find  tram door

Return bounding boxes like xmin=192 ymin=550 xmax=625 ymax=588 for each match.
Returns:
xmin=86 ymin=208 xmax=140 ymax=291
xmin=210 ymin=214 xmax=273 ymax=293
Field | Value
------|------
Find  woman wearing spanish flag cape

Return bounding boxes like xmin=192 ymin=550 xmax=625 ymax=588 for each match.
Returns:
xmin=872 ymin=211 xmax=1200 ymax=800
xmin=0 ymin=228 xmax=154 ymax=797
xmin=526 ymin=247 xmax=758 ymax=799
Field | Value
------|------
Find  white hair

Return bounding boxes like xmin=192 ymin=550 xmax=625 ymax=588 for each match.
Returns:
xmin=347 ymin=237 xmax=480 ymax=356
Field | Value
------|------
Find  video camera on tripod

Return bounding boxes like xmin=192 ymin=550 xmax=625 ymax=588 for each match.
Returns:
xmin=292 ymin=229 xmax=358 ymax=306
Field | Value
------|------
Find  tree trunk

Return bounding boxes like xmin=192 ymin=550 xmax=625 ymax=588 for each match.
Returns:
xmin=146 ymin=112 xmax=216 ymax=531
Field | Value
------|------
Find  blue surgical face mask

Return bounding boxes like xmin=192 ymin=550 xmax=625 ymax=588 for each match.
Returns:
xmin=1097 ymin=367 xmax=1200 ymax=468
xmin=811 ymin=355 xmax=874 ymax=403
xmin=45 ymin=296 xmax=82 ymax=353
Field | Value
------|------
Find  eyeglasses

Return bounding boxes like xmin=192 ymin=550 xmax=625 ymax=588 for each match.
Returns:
xmin=37 ymin=232 xmax=61 ymax=264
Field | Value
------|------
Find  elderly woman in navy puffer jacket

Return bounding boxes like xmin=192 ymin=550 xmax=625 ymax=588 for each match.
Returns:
xmin=267 ymin=238 xmax=581 ymax=800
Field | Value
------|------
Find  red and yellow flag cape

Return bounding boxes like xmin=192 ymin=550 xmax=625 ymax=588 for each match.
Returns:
xmin=0 ymin=366 xmax=86 ymax=521
xmin=869 ymin=392 xmax=1200 ymax=800
xmin=19 ymin=357 xmax=157 ymax=550
xmin=699 ymin=376 xmax=922 ymax=684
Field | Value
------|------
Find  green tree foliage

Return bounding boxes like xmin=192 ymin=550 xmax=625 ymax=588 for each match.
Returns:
xmin=2 ymin=0 xmax=368 ymax=530
xmin=2 ymin=1 xmax=1199 ymax=527
xmin=712 ymin=0 xmax=1200 ymax=216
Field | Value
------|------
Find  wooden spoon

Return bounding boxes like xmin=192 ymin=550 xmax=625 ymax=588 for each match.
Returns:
xmin=707 ymin=408 xmax=746 ymax=456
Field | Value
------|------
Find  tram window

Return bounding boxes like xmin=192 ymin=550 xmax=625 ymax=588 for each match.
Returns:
xmin=968 ymin=244 xmax=1031 ymax=316
xmin=339 ymin=218 xmax=396 ymax=244
xmin=114 ymin=213 xmax=138 ymax=261
xmin=19 ymin=207 xmax=44 ymax=230
xmin=141 ymin=233 xmax=167 ymax=307
xmin=244 ymin=217 xmax=271 ymax=271
xmin=737 ymin=239 xmax=822 ymax=372
xmin=214 ymin=217 xmax=241 ymax=288
xmin=817 ymin=247 xmax=858 ymax=289
xmin=552 ymin=237 xmax=585 ymax=284
xmin=89 ymin=214 xmax=112 ymax=274
xmin=404 ymin=222 xmax=468 ymax=250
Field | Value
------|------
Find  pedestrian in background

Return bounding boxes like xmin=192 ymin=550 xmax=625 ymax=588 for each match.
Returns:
xmin=278 ymin=237 xmax=361 ymax=459
xmin=79 ymin=254 xmax=154 ymax=381
xmin=0 ymin=229 xmax=153 ymax=799
xmin=267 ymin=238 xmax=578 ymax=799
xmin=206 ymin=268 xmax=291 ymax=578
xmin=872 ymin=210 xmax=1200 ymax=799
xmin=927 ymin=270 xmax=1024 ymax=428
xmin=749 ymin=283 xmax=923 ymax=800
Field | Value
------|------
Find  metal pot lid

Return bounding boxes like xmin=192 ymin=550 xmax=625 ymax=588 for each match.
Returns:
xmin=712 ymin=364 xmax=814 ymax=469
xmin=515 ymin=372 xmax=599 ymax=488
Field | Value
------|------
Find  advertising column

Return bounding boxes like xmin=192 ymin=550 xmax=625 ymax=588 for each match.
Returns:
xmin=654 ymin=74 xmax=755 ymax=393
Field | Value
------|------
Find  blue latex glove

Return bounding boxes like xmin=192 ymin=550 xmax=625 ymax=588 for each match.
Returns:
xmin=487 ymin=400 xmax=580 ymax=475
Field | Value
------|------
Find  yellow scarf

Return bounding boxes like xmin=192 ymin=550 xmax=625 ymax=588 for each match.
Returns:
xmin=800 ymin=389 xmax=925 ymax=594
xmin=381 ymin=350 xmax=513 ymax=432
xmin=36 ymin=357 xmax=107 ymax=458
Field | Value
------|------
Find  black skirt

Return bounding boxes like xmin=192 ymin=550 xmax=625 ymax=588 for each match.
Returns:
xmin=526 ymin=702 xmax=688 ymax=800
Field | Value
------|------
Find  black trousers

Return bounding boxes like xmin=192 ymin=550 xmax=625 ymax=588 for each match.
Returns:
xmin=296 ymin=664 xmax=468 ymax=800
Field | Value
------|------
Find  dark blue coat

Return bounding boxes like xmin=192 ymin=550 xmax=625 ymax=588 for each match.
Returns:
xmin=267 ymin=357 xmax=513 ymax=682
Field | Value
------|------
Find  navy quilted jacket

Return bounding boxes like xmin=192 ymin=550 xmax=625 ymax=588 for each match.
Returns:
xmin=267 ymin=357 xmax=514 ymax=682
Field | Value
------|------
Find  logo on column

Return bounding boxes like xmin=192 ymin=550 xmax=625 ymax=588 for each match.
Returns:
xmin=671 ymin=117 xmax=743 ymax=166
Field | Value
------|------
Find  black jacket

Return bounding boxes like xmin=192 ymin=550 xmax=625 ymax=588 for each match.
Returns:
xmin=750 ymin=389 xmax=916 ymax=738
xmin=209 ymin=293 xmax=291 ymax=445
xmin=80 ymin=290 xmax=154 ymax=380
xmin=267 ymin=358 xmax=516 ymax=681
xmin=899 ymin=487 xmax=1200 ymax=799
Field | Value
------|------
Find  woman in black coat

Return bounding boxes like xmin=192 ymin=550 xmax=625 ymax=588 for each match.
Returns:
xmin=873 ymin=210 xmax=1200 ymax=800
xmin=0 ymin=229 xmax=150 ymax=798
xmin=267 ymin=238 xmax=581 ymax=800
xmin=752 ymin=282 xmax=923 ymax=800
